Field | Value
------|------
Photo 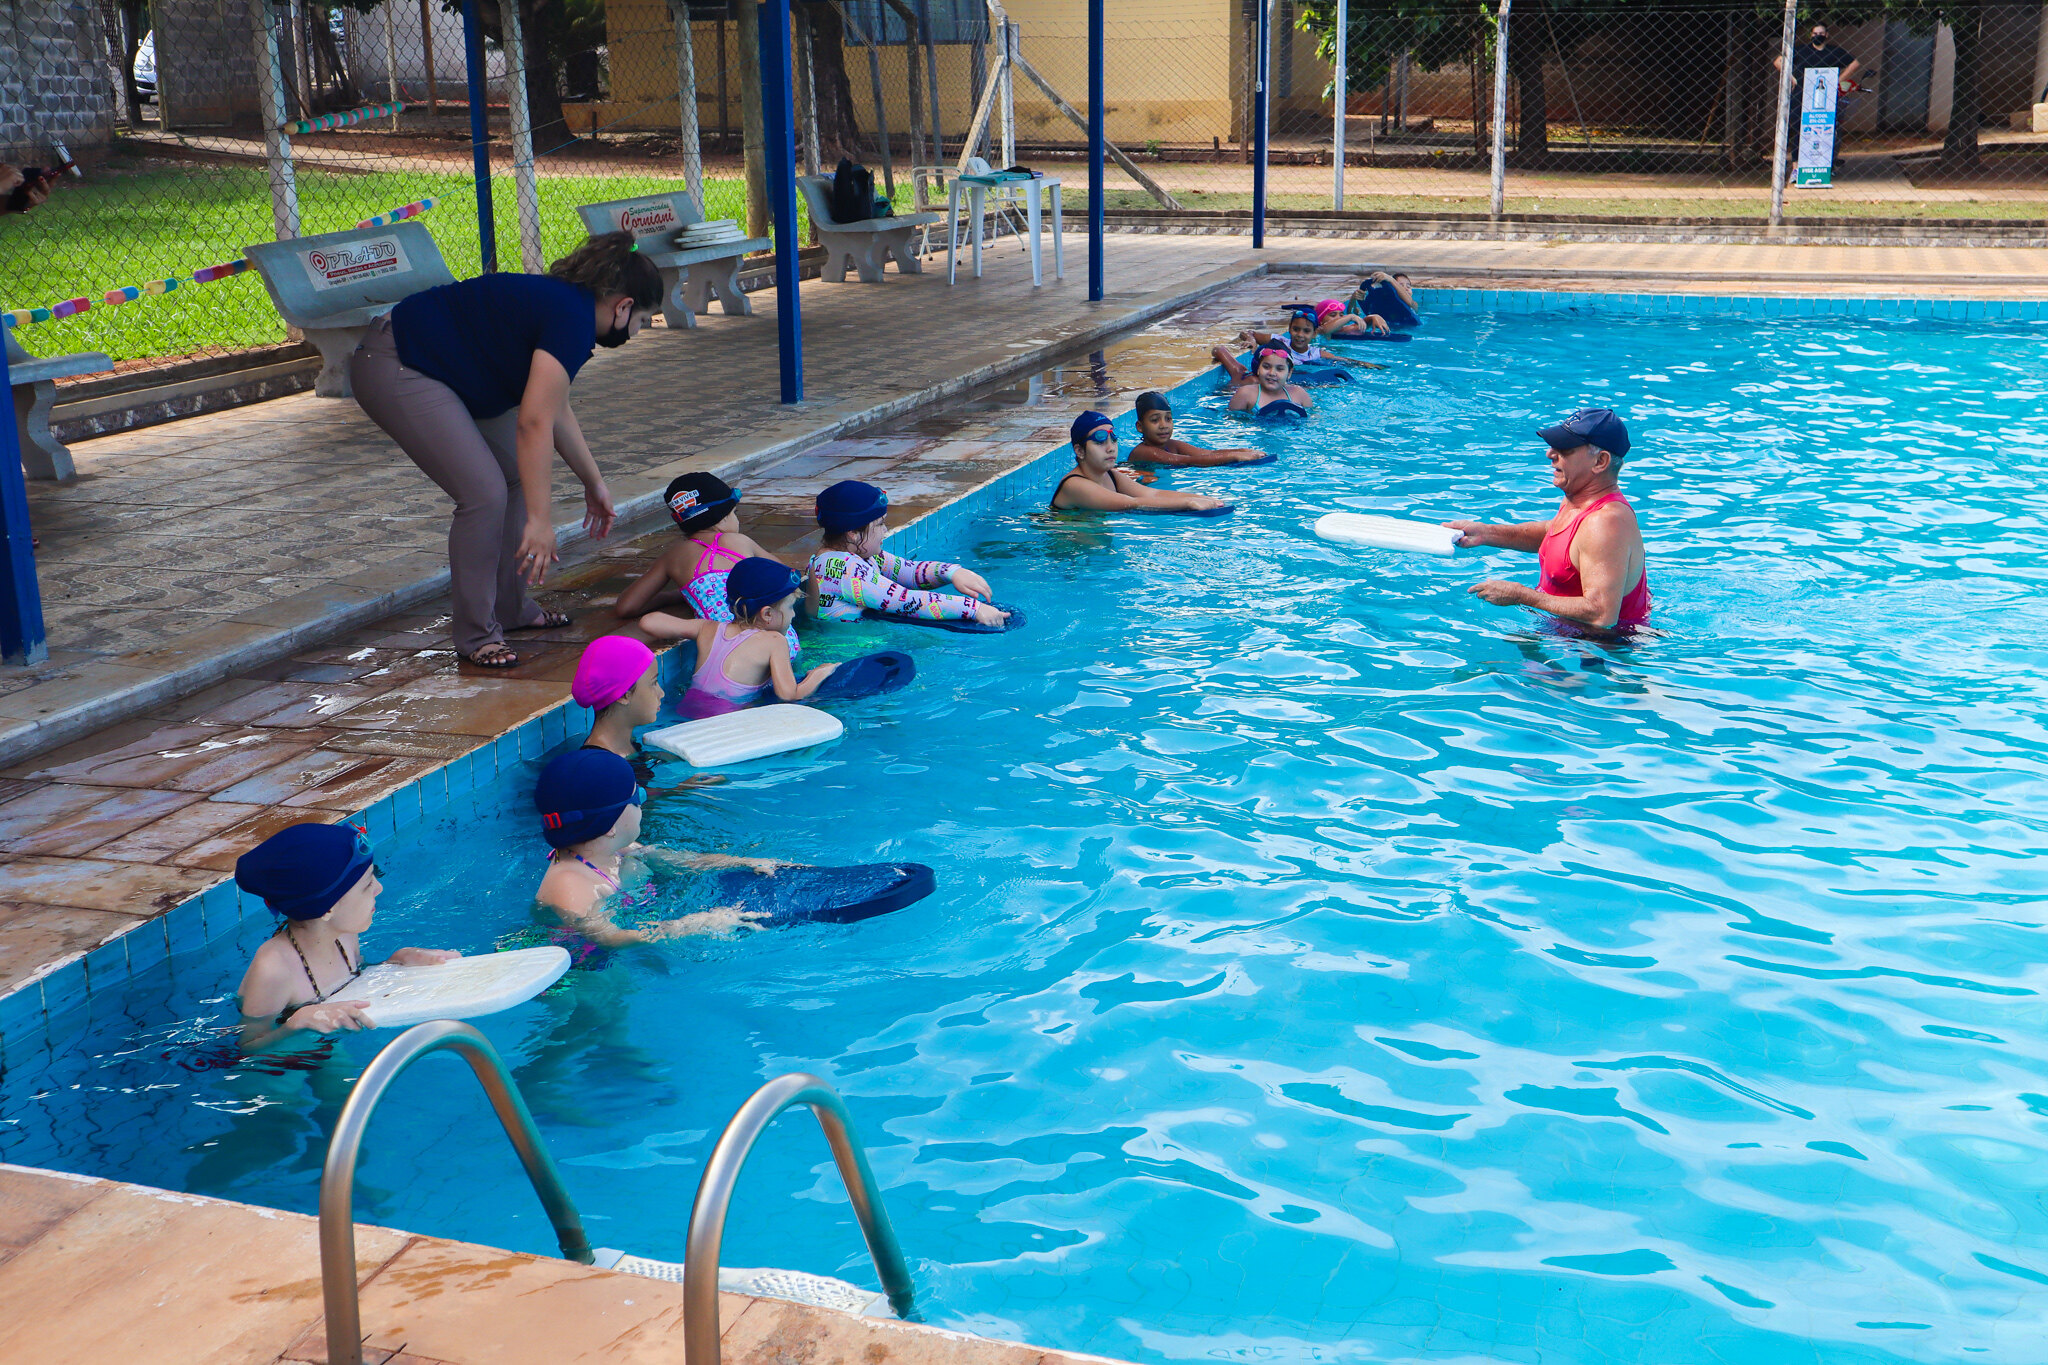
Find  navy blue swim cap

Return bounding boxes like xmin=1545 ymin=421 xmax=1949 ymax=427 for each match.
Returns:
xmin=666 ymin=472 xmax=740 ymax=534
xmin=234 ymin=822 xmax=375 ymax=920
xmin=726 ymin=556 xmax=802 ymax=618
xmin=1070 ymin=410 xmax=1114 ymax=447
xmin=535 ymin=749 xmax=645 ymax=850
xmin=816 ymin=480 xmax=888 ymax=533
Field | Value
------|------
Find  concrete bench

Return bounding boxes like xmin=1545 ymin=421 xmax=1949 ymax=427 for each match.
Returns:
xmin=8 ymin=330 xmax=112 ymax=482
xmin=576 ymin=192 xmax=771 ymax=330
xmin=243 ymin=222 xmax=456 ymax=398
xmin=795 ymin=176 xmax=945 ymax=284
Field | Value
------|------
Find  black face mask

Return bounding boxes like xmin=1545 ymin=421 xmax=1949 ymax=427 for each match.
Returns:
xmin=597 ymin=320 xmax=632 ymax=348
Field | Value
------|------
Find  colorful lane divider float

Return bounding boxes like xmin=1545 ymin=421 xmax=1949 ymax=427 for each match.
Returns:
xmin=4 ymin=200 xmax=434 ymax=329
xmin=283 ymin=101 xmax=405 ymax=136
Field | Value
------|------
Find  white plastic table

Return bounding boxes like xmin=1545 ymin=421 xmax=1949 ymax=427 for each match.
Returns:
xmin=946 ymin=173 xmax=1063 ymax=287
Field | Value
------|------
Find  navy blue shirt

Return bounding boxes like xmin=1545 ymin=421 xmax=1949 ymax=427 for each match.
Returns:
xmin=391 ymin=273 xmax=597 ymax=419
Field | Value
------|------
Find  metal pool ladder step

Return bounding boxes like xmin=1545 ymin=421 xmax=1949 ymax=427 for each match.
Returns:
xmin=317 ymin=1020 xmax=917 ymax=1365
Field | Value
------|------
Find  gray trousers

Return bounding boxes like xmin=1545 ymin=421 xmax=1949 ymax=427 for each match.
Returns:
xmin=350 ymin=317 xmax=539 ymax=656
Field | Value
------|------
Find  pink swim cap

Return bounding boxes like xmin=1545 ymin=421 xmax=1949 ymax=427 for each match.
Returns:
xmin=1313 ymin=299 xmax=1344 ymax=323
xmin=572 ymin=635 xmax=656 ymax=709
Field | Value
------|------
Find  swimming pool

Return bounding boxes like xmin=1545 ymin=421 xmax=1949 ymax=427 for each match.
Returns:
xmin=6 ymin=299 xmax=2048 ymax=1365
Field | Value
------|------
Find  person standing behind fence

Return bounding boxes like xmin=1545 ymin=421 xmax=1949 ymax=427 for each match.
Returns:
xmin=1773 ymin=25 xmax=1862 ymax=173
xmin=349 ymin=233 xmax=662 ymax=669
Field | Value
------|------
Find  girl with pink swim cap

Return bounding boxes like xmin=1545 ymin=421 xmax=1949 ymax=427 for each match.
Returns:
xmin=573 ymin=635 xmax=663 ymax=763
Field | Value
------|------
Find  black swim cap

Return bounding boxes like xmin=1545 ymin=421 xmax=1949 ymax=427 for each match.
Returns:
xmin=1134 ymin=392 xmax=1172 ymax=417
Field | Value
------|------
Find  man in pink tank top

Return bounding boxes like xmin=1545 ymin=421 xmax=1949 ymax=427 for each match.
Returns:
xmin=1444 ymin=408 xmax=1652 ymax=631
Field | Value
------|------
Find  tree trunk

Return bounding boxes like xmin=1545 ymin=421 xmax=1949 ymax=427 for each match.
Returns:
xmin=1510 ymin=27 xmax=1547 ymax=163
xmin=1942 ymin=4 xmax=1983 ymax=165
xmin=736 ymin=0 xmax=770 ymax=238
xmin=476 ymin=0 xmax=585 ymax=153
xmin=800 ymin=1 xmax=864 ymax=165
xmin=521 ymin=0 xmax=576 ymax=155
xmin=310 ymin=6 xmax=360 ymax=107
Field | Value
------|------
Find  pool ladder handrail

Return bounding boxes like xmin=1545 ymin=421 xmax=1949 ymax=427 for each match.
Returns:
xmin=684 ymin=1071 xmax=919 ymax=1365
xmin=318 ymin=1025 xmax=916 ymax=1365
xmin=317 ymin=1020 xmax=594 ymax=1365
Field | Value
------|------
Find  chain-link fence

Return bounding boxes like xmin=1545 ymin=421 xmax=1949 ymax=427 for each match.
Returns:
xmin=5 ymin=0 xmax=2045 ymax=375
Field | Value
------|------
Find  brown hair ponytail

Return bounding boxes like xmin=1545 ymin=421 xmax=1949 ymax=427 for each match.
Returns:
xmin=547 ymin=231 xmax=661 ymax=310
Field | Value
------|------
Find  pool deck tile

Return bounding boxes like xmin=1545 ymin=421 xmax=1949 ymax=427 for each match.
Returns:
xmin=0 ymin=1164 xmax=1121 ymax=1365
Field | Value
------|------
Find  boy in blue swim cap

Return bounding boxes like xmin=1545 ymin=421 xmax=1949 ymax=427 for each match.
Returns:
xmin=233 ymin=821 xmax=459 ymax=1047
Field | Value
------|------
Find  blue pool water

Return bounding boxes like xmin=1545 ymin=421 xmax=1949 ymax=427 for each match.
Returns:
xmin=7 ymin=306 xmax=2048 ymax=1365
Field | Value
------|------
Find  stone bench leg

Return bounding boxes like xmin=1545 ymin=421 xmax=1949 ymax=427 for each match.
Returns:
xmin=686 ymin=257 xmax=753 ymax=317
xmin=658 ymin=264 xmax=696 ymax=330
xmin=12 ymin=379 xmax=77 ymax=482
xmin=881 ymin=229 xmax=924 ymax=276
xmin=817 ymin=233 xmax=862 ymax=284
xmin=306 ymin=324 xmax=370 ymax=397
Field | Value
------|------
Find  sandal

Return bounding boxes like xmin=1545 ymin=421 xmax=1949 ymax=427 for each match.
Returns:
xmin=510 ymin=609 xmax=572 ymax=631
xmin=461 ymin=642 xmax=521 ymax=669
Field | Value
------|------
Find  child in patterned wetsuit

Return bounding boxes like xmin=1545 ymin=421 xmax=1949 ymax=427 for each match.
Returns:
xmin=807 ymin=479 xmax=1010 ymax=628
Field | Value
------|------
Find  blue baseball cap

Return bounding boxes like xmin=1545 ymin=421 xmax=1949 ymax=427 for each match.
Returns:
xmin=726 ymin=556 xmax=802 ymax=617
xmin=535 ymin=748 xmax=646 ymax=850
xmin=815 ymin=480 xmax=888 ymax=533
xmin=235 ymin=821 xmax=375 ymax=920
xmin=1070 ymin=410 xmax=1114 ymax=447
xmin=1538 ymin=407 xmax=1631 ymax=459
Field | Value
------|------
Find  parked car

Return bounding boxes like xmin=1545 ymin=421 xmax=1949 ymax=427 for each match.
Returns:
xmin=133 ymin=30 xmax=156 ymax=102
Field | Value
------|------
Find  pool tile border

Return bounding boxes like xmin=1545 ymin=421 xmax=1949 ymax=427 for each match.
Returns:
xmin=1414 ymin=287 xmax=2048 ymax=320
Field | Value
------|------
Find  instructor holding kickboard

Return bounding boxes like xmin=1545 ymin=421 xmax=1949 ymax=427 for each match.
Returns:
xmin=1445 ymin=408 xmax=1652 ymax=633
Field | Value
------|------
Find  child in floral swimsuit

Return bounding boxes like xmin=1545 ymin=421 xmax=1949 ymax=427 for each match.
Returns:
xmin=613 ymin=472 xmax=800 ymax=659
xmin=807 ymin=480 xmax=1010 ymax=628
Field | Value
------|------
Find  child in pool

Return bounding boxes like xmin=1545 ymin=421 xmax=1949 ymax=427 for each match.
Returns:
xmin=613 ymin=473 xmax=801 ymax=662
xmin=1051 ymin=411 xmax=1233 ymax=514
xmin=1128 ymin=391 xmax=1266 ymax=467
xmin=1211 ymin=347 xmax=1314 ymax=415
xmin=642 ymin=557 xmax=839 ymax=717
xmin=809 ymin=480 xmax=1010 ymax=627
xmin=1349 ymin=271 xmax=1419 ymax=330
xmin=233 ymin=822 xmax=459 ymax=1048
xmin=534 ymin=748 xmax=773 ymax=946
xmin=1233 ymin=307 xmax=1387 ymax=361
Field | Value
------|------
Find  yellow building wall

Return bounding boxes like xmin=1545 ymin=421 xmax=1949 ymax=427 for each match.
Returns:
xmin=593 ymin=0 xmax=1330 ymax=149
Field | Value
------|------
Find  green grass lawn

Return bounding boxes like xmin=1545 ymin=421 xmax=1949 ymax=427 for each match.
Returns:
xmin=3 ymin=159 xmax=792 ymax=364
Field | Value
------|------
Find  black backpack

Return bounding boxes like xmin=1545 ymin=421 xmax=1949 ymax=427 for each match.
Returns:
xmin=830 ymin=158 xmax=876 ymax=224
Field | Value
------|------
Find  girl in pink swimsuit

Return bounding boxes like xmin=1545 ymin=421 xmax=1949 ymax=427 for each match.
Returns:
xmin=613 ymin=472 xmax=801 ymax=658
xmin=648 ymin=557 xmax=839 ymax=718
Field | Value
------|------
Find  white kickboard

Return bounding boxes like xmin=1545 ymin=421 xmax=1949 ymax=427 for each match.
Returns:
xmin=593 ymin=1249 xmax=890 ymax=1315
xmin=348 ymin=947 xmax=571 ymax=1030
xmin=1314 ymin=512 xmax=1461 ymax=557
xmin=642 ymin=704 xmax=845 ymax=767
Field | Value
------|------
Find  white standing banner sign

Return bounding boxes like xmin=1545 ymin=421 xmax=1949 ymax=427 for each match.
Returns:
xmin=1796 ymin=67 xmax=1839 ymax=187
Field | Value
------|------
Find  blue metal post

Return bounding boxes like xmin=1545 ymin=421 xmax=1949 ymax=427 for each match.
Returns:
xmin=0 ymin=342 xmax=49 ymax=666
xmin=759 ymin=0 xmax=803 ymax=403
xmin=1087 ymin=0 xmax=1104 ymax=301
xmin=462 ymin=0 xmax=498 ymax=271
xmin=1253 ymin=0 xmax=1269 ymax=248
